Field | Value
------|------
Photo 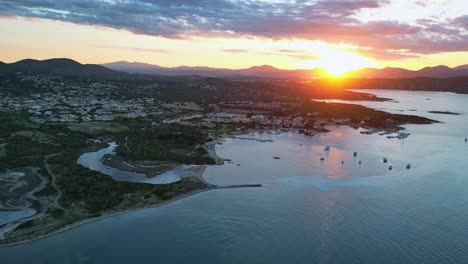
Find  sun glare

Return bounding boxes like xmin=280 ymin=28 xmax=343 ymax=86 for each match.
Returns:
xmin=297 ymin=43 xmax=375 ymax=77
xmin=319 ymin=49 xmax=373 ymax=76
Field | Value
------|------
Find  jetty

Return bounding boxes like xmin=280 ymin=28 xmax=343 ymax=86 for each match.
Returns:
xmin=218 ymin=184 xmax=262 ymax=189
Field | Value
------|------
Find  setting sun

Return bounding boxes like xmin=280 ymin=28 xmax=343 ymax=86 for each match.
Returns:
xmin=319 ymin=51 xmax=371 ymax=76
xmin=319 ymin=50 xmax=374 ymax=76
xmin=296 ymin=43 xmax=375 ymax=77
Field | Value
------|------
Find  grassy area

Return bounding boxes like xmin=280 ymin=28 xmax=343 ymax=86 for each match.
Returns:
xmin=215 ymin=125 xmax=234 ymax=135
xmin=12 ymin=130 xmax=57 ymax=145
xmin=11 ymin=112 xmax=40 ymax=129
xmin=117 ymin=124 xmax=216 ymax=165
xmin=68 ymin=122 xmax=128 ymax=135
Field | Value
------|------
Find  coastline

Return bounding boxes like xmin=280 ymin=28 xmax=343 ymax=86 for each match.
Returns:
xmin=0 ymin=187 xmax=214 ymax=248
xmin=0 ymin=181 xmax=263 ymax=248
xmin=0 ymin=134 xmax=262 ymax=248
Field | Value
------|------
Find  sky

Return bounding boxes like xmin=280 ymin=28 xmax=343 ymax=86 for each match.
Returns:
xmin=0 ymin=0 xmax=467 ymax=71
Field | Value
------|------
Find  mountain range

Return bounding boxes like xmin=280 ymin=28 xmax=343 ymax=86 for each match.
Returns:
xmin=101 ymin=61 xmax=327 ymax=78
xmin=1 ymin=58 xmax=468 ymax=79
xmin=102 ymin=61 xmax=468 ymax=78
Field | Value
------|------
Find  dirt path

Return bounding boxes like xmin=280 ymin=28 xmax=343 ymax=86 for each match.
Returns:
xmin=44 ymin=154 xmax=65 ymax=211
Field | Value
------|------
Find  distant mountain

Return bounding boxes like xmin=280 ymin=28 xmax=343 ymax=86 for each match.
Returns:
xmin=101 ymin=61 xmax=329 ymax=78
xmin=102 ymin=61 xmax=233 ymax=76
xmin=347 ymin=67 xmax=415 ymax=78
xmin=454 ymin=64 xmax=468 ymax=70
xmin=0 ymin=58 xmax=126 ymax=79
xmin=347 ymin=65 xmax=468 ymax=78
xmin=102 ymin=61 xmax=468 ymax=78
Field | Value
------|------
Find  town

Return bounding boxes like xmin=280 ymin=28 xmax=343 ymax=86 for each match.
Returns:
xmin=0 ymin=73 xmax=422 ymax=134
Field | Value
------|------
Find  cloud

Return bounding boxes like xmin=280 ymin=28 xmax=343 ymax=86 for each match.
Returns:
xmin=414 ymin=0 xmax=448 ymax=6
xmin=96 ymin=45 xmax=170 ymax=53
xmin=221 ymin=49 xmax=248 ymax=53
xmin=0 ymin=0 xmax=467 ymax=58
xmin=271 ymin=49 xmax=321 ymax=60
xmin=454 ymin=15 xmax=468 ymax=31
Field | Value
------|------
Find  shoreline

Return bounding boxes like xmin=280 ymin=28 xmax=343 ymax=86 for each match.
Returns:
xmin=0 ymin=181 xmax=263 ymax=248
xmin=0 ymin=134 xmax=261 ymax=248
xmin=0 ymin=187 xmax=214 ymax=248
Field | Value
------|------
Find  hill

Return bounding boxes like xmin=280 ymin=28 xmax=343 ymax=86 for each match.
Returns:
xmin=0 ymin=58 xmax=127 ymax=79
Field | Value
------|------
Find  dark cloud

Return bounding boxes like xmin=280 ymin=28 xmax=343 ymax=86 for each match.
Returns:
xmin=454 ymin=15 xmax=468 ymax=31
xmin=0 ymin=0 xmax=467 ymax=58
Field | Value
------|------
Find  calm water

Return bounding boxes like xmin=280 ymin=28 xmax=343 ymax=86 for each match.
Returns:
xmin=77 ymin=142 xmax=185 ymax=184
xmin=2 ymin=90 xmax=468 ymax=263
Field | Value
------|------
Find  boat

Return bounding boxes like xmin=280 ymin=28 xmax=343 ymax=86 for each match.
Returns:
xmin=406 ymin=163 xmax=411 ymax=169
xmin=320 ymin=157 xmax=325 ymax=161
xmin=353 ymin=152 xmax=357 ymax=157
xmin=341 ymin=161 xmax=344 ymax=165
xmin=465 ymin=137 xmax=467 ymax=143
xmin=273 ymin=156 xmax=280 ymax=160
xmin=358 ymin=161 xmax=362 ymax=165
xmin=325 ymin=146 xmax=330 ymax=151
xmin=383 ymin=157 xmax=388 ymax=163
xmin=388 ymin=165 xmax=393 ymax=170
